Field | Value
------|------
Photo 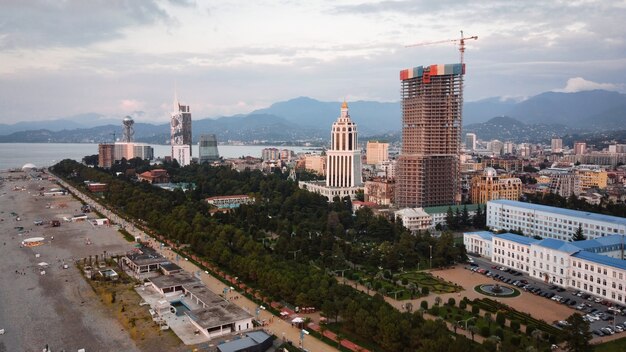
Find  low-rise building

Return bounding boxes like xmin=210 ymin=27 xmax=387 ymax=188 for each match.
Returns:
xmin=467 ymin=231 xmax=626 ymax=305
xmin=120 ymin=247 xmax=172 ymax=279
xmin=395 ymin=208 xmax=432 ymax=232
xmin=470 ymin=167 xmax=521 ymax=204
xmin=463 ymin=231 xmax=493 ymax=259
xmin=138 ymin=169 xmax=170 ymax=184
xmin=364 ymin=178 xmax=394 ymax=206
xmin=206 ymin=195 xmax=254 ymax=209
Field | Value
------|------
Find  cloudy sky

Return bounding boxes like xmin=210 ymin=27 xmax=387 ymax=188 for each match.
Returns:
xmin=1 ymin=0 xmax=625 ymax=124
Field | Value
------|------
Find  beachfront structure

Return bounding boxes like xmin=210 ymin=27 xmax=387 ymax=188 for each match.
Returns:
xmin=395 ymin=63 xmax=464 ymax=208
xmin=487 ymin=200 xmax=626 ymax=241
xmin=120 ymin=247 xmax=173 ymax=279
xmin=467 ymin=231 xmax=626 ymax=305
xmin=299 ymin=102 xmax=363 ymax=200
xmin=148 ymin=272 xmax=253 ymax=339
xmin=171 ymin=93 xmax=193 ymax=167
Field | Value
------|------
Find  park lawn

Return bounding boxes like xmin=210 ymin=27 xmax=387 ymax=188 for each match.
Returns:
xmin=594 ymin=337 xmax=626 ymax=352
xmin=399 ymin=271 xmax=462 ymax=294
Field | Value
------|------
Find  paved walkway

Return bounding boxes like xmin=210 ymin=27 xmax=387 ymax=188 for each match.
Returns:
xmin=55 ymin=176 xmax=340 ymax=352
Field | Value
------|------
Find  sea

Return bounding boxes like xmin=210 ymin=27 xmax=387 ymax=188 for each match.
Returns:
xmin=0 ymin=143 xmax=317 ymax=170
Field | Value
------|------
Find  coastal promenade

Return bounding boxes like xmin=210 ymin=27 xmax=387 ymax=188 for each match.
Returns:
xmin=54 ymin=174 xmax=341 ymax=352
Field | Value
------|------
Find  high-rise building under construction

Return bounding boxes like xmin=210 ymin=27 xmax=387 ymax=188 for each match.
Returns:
xmin=395 ymin=63 xmax=464 ymax=208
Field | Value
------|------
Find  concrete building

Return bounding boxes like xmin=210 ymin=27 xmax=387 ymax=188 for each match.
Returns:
xmin=488 ymin=140 xmax=504 ymax=155
xmin=261 ymin=148 xmax=280 ymax=161
xmin=463 ymin=231 xmax=493 ymax=259
xmin=487 ymin=199 xmax=626 ymax=240
xmin=396 ymin=63 xmax=464 ymax=208
xmin=503 ymin=142 xmax=515 ymax=155
xmin=470 ymin=167 xmax=522 ymax=204
xmin=98 ymin=143 xmax=115 ymax=168
xmin=304 ymin=154 xmax=326 ymax=176
xmin=299 ymin=102 xmax=363 ymax=200
xmin=395 ymin=208 xmax=432 ymax=232
xmin=171 ymin=93 xmax=193 ymax=166
xmin=205 ymin=195 xmax=254 ymax=209
xmin=469 ymin=232 xmax=626 ymax=305
xmin=199 ymin=134 xmax=220 ymax=163
xmin=574 ymin=142 xmax=587 ymax=155
xmin=114 ymin=142 xmax=154 ymax=161
xmin=147 ymin=272 xmax=253 ymax=340
xmin=366 ymin=141 xmax=389 ymax=165
xmin=120 ymin=247 xmax=173 ymax=279
xmin=465 ymin=133 xmax=477 ymax=151
xmin=539 ymin=168 xmax=581 ymax=197
xmin=364 ymin=178 xmax=394 ymax=206
xmin=576 ymin=168 xmax=608 ymax=191
xmin=551 ymin=137 xmax=563 ymax=153
xmin=138 ymin=169 xmax=170 ymax=184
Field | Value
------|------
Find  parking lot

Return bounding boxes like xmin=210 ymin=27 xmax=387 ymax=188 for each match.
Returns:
xmin=468 ymin=256 xmax=626 ymax=339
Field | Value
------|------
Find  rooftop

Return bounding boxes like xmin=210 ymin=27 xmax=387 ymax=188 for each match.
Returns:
xmin=217 ymin=331 xmax=272 ymax=352
xmin=465 ymin=231 xmax=494 ymax=241
xmin=125 ymin=247 xmax=170 ymax=266
xmin=186 ymin=304 xmax=252 ymax=329
xmin=489 ymin=200 xmax=626 ymax=226
xmin=533 ymin=238 xmax=582 ymax=254
xmin=149 ymin=272 xmax=199 ymax=289
xmin=572 ymin=250 xmax=626 ymax=271
xmin=495 ymin=232 xmax=539 ymax=246
xmin=395 ymin=208 xmax=430 ymax=218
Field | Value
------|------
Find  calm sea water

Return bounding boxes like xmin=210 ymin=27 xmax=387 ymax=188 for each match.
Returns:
xmin=0 ymin=143 xmax=314 ymax=170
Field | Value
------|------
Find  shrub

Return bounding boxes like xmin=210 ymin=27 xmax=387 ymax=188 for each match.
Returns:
xmin=495 ymin=327 xmax=504 ymax=339
xmin=459 ymin=300 xmax=467 ymax=310
xmin=496 ymin=312 xmax=506 ymax=327
xmin=401 ymin=278 xmax=409 ymax=285
xmin=526 ymin=325 xmax=535 ymax=336
xmin=510 ymin=320 xmax=520 ymax=333
xmin=421 ymin=300 xmax=428 ymax=310
xmin=422 ymin=287 xmax=430 ymax=295
xmin=510 ymin=335 xmax=521 ymax=346
xmin=472 ymin=305 xmax=480 ymax=315
xmin=480 ymin=326 xmax=491 ymax=337
xmin=447 ymin=298 xmax=456 ymax=306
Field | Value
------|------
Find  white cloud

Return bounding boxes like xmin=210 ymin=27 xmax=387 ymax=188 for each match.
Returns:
xmin=119 ymin=99 xmax=145 ymax=112
xmin=556 ymin=77 xmax=622 ymax=93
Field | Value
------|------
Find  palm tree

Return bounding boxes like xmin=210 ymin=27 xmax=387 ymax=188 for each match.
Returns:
xmin=319 ymin=324 xmax=327 ymax=338
xmin=468 ymin=325 xmax=479 ymax=341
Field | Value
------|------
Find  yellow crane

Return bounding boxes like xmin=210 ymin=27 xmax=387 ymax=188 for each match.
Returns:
xmin=406 ymin=30 xmax=478 ymax=66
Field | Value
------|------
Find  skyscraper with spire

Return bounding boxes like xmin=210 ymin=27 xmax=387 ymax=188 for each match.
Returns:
xmin=171 ymin=90 xmax=192 ymax=166
xmin=299 ymin=101 xmax=363 ymax=201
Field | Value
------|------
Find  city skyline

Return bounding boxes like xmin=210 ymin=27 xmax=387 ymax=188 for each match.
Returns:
xmin=1 ymin=0 xmax=625 ymax=124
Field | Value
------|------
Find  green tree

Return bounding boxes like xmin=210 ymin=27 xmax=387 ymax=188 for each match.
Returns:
xmin=571 ymin=224 xmax=585 ymax=241
xmin=562 ymin=313 xmax=592 ymax=352
xmin=461 ymin=205 xmax=470 ymax=228
xmin=445 ymin=207 xmax=455 ymax=230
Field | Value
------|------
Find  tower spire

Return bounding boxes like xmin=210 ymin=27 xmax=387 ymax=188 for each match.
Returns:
xmin=173 ymin=82 xmax=179 ymax=111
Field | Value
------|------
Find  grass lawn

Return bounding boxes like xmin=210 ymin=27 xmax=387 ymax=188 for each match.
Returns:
xmin=594 ymin=337 xmax=626 ymax=352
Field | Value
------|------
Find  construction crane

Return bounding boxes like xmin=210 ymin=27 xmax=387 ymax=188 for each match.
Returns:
xmin=405 ymin=30 xmax=478 ymax=66
xmin=110 ymin=132 xmax=116 ymax=143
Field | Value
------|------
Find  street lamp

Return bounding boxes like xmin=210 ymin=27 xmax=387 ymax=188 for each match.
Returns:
xmin=458 ymin=317 xmax=476 ymax=330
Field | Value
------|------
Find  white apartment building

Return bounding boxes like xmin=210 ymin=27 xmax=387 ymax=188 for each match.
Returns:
xmin=395 ymin=208 xmax=432 ymax=232
xmin=465 ymin=231 xmax=626 ymax=305
xmin=487 ymin=200 xmax=626 ymax=241
xmin=464 ymin=231 xmax=493 ymax=259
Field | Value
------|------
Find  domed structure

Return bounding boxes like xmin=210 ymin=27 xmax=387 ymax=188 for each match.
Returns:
xmin=484 ymin=167 xmax=497 ymax=178
xmin=122 ymin=116 xmax=135 ymax=142
xmin=22 ymin=163 xmax=37 ymax=170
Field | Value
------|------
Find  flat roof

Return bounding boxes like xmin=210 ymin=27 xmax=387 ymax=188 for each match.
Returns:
xmin=464 ymin=231 xmax=494 ymax=241
xmin=125 ymin=247 xmax=170 ymax=266
xmin=217 ymin=331 xmax=272 ymax=352
xmin=572 ymin=251 xmax=626 ymax=271
xmin=149 ymin=272 xmax=199 ymax=289
xmin=488 ymin=200 xmax=626 ymax=226
xmin=183 ymin=283 xmax=227 ymax=306
xmin=186 ymin=304 xmax=252 ymax=329
xmin=160 ymin=262 xmax=182 ymax=272
xmin=495 ymin=233 xmax=539 ymax=246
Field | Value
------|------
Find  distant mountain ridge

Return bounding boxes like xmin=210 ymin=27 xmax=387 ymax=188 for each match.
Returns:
xmin=1 ymin=90 xmax=625 ymax=143
xmin=463 ymin=116 xmax=579 ymax=143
